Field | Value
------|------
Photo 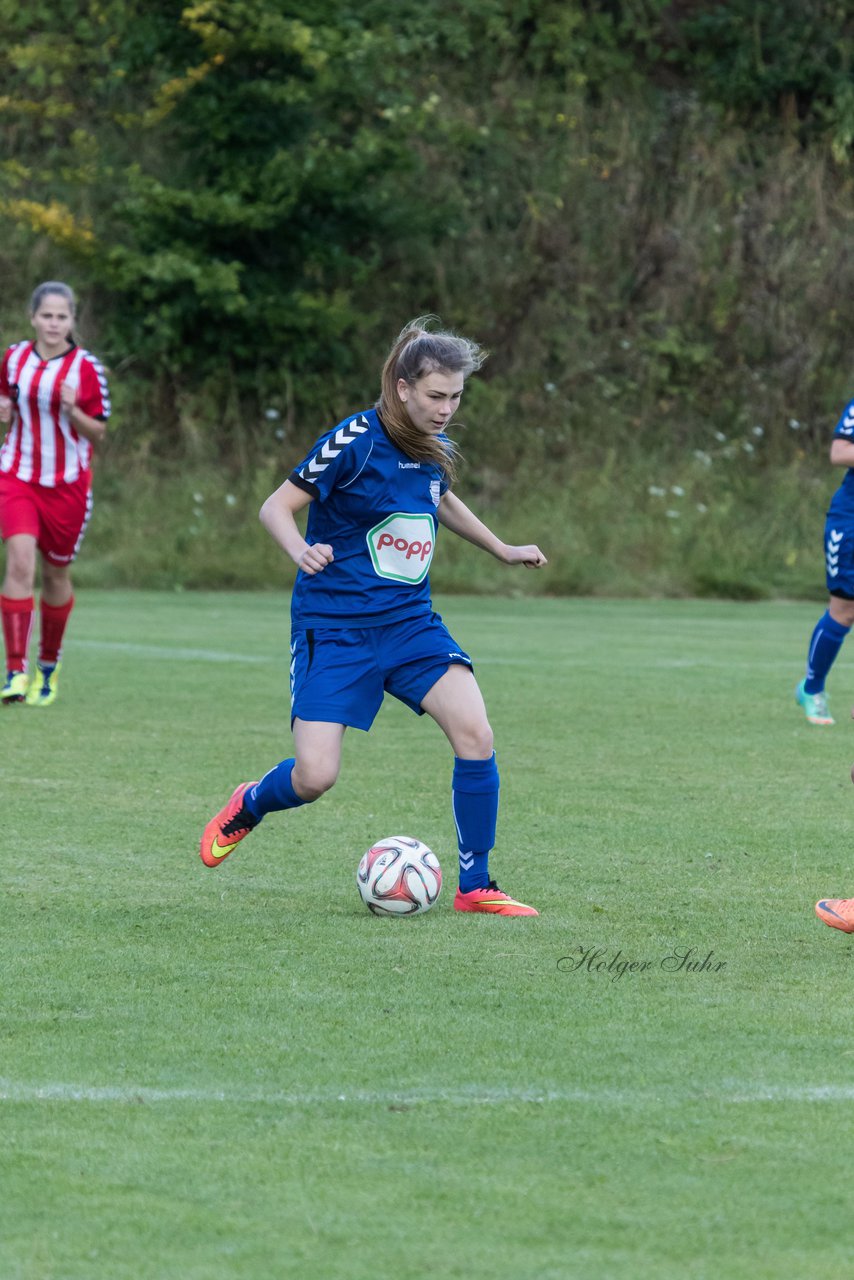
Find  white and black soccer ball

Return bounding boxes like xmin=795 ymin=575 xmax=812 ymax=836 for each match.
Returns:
xmin=356 ymin=836 xmax=442 ymax=916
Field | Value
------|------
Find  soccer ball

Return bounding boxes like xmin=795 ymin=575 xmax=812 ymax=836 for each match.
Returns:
xmin=356 ymin=836 xmax=442 ymax=916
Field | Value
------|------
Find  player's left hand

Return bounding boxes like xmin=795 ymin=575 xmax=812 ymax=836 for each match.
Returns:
xmin=505 ymin=544 xmax=547 ymax=569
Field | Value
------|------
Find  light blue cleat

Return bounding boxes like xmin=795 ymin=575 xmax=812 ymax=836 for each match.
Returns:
xmin=795 ymin=679 xmax=834 ymax=725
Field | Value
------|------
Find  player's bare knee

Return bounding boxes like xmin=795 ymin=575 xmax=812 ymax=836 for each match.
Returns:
xmin=456 ymin=722 xmax=494 ymax=759
xmin=293 ymin=763 xmax=339 ymax=802
xmin=5 ymin=549 xmax=34 ymax=591
xmin=299 ymin=777 xmax=336 ymax=802
xmin=5 ymin=566 xmax=30 ymax=594
xmin=41 ymin=560 xmax=67 ymax=586
xmin=832 ymin=598 xmax=854 ymax=628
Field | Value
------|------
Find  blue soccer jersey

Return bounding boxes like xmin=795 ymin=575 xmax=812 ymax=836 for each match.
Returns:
xmin=288 ymin=408 xmax=450 ymax=628
xmin=828 ymin=398 xmax=854 ymax=519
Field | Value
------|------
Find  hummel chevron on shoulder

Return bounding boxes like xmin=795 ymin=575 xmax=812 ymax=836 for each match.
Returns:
xmin=299 ymin=415 xmax=370 ymax=484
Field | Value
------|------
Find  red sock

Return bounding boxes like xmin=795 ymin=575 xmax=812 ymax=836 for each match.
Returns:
xmin=39 ymin=595 xmax=74 ymax=666
xmin=1 ymin=595 xmax=35 ymax=673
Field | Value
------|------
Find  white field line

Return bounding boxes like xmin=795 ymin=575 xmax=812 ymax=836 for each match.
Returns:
xmin=71 ymin=639 xmax=794 ymax=672
xmin=72 ymin=639 xmax=272 ymax=664
xmin=1 ymin=1080 xmax=853 ymax=1106
xmin=475 ymin=656 xmax=801 ymax=670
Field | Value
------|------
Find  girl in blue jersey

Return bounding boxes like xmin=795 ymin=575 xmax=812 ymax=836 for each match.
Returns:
xmin=796 ymin=396 xmax=854 ymax=727
xmin=201 ymin=317 xmax=547 ymax=915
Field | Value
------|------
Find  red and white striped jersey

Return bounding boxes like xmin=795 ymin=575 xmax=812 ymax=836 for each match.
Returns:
xmin=0 ymin=341 xmax=111 ymax=487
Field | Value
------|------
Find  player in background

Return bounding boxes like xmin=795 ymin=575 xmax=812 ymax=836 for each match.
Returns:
xmin=0 ymin=282 xmax=111 ymax=706
xmin=795 ymin=396 xmax=854 ymax=725
xmin=201 ymin=316 xmax=547 ymax=915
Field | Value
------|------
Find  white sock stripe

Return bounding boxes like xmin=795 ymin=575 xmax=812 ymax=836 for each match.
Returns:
xmin=806 ymin=617 xmax=850 ymax=680
xmin=451 ymin=792 xmax=463 ymax=847
xmin=23 ymin=605 xmax=36 ymax=672
xmin=806 ymin=627 xmax=824 ymax=678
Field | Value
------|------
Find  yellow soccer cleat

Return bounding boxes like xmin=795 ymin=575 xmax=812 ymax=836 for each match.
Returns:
xmin=25 ymin=662 xmax=61 ymax=707
xmin=1 ymin=669 xmax=28 ymax=704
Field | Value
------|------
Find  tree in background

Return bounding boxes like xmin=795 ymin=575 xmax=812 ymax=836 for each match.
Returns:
xmin=0 ymin=0 xmax=852 ymax=456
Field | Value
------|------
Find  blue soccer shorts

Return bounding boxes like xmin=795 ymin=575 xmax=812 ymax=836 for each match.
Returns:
xmin=825 ymin=516 xmax=854 ymax=599
xmin=289 ymin=611 xmax=473 ymax=730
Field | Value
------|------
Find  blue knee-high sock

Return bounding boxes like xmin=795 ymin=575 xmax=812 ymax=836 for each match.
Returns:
xmin=452 ymin=754 xmax=499 ymax=893
xmin=244 ymin=759 xmax=308 ymax=822
xmin=805 ymin=612 xmax=850 ymax=694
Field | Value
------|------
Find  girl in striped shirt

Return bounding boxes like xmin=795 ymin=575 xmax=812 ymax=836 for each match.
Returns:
xmin=0 ymin=281 xmax=111 ymax=705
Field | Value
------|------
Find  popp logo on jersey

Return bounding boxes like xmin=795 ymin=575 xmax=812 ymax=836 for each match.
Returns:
xmin=367 ymin=513 xmax=436 ymax=584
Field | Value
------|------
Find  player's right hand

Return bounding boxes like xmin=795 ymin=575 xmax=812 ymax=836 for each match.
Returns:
xmin=299 ymin=542 xmax=334 ymax=575
xmin=0 ymin=395 xmax=11 ymax=423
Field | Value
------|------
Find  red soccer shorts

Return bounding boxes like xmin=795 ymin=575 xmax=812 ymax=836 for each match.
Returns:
xmin=0 ymin=470 xmax=93 ymax=566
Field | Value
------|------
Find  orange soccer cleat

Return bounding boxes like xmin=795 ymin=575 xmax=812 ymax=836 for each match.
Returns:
xmin=454 ymin=880 xmax=539 ymax=917
xmin=815 ymin=898 xmax=854 ymax=933
xmin=200 ymin=781 xmax=260 ymax=868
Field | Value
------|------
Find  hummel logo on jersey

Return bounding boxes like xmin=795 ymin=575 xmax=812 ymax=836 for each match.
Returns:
xmin=399 ymin=461 xmax=421 ymax=469
xmin=298 ymin=415 xmax=370 ymax=484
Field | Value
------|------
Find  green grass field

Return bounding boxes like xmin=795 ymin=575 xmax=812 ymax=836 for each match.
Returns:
xmin=3 ymin=591 xmax=854 ymax=1279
